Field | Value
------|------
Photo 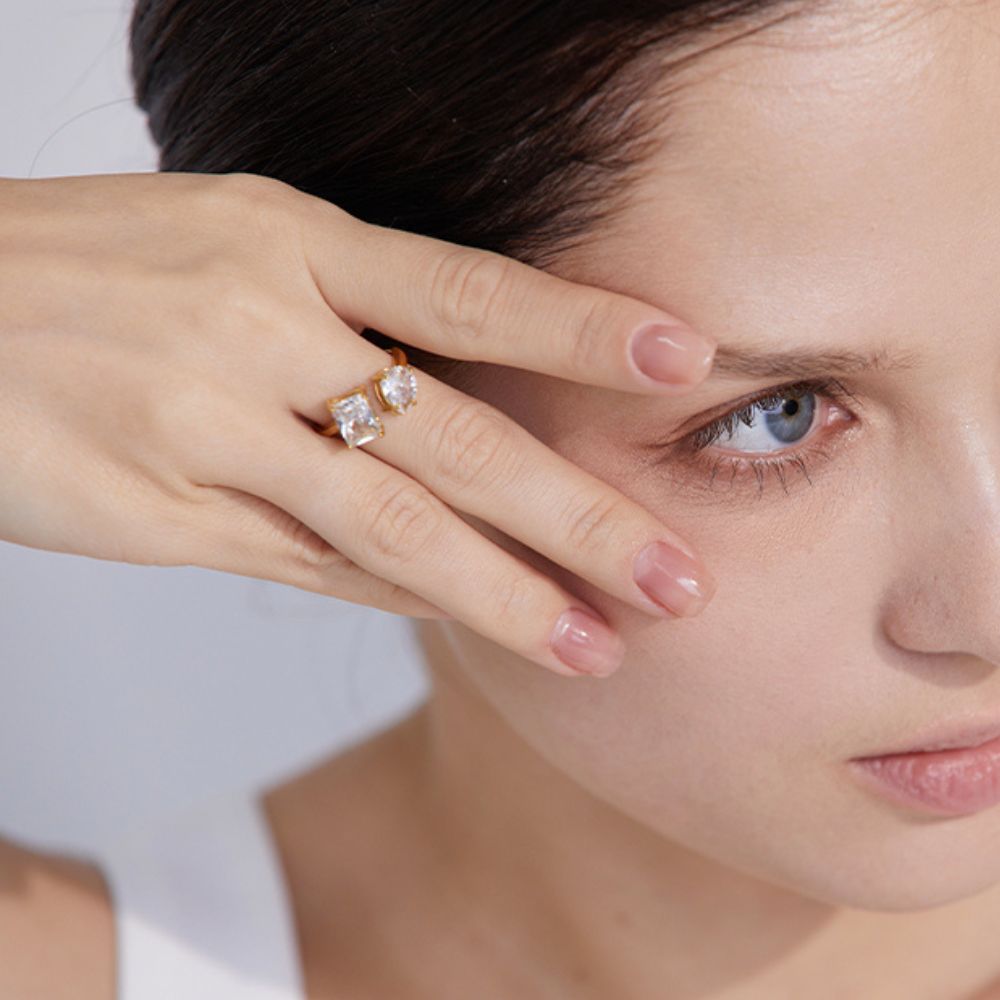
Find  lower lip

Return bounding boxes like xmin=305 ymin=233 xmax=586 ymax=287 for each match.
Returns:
xmin=849 ymin=733 xmax=1000 ymax=816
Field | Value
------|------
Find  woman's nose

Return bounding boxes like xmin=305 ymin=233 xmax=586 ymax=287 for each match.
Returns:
xmin=880 ymin=418 xmax=1000 ymax=669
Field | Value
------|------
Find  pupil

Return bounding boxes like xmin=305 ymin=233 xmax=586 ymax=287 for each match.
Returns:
xmin=761 ymin=391 xmax=814 ymax=445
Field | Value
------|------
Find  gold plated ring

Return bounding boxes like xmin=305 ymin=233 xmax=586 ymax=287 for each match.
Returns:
xmin=318 ymin=346 xmax=419 ymax=448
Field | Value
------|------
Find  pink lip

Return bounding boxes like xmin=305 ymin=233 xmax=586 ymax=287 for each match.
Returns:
xmin=849 ymin=734 xmax=1000 ymax=816
xmin=848 ymin=713 xmax=1000 ymax=817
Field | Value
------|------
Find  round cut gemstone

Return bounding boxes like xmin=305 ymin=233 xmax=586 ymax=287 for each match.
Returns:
xmin=377 ymin=365 xmax=418 ymax=413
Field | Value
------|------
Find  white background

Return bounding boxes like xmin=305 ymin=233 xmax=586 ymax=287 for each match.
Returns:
xmin=0 ymin=0 xmax=428 ymax=856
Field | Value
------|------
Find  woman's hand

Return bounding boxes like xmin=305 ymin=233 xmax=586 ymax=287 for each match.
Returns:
xmin=0 ymin=171 xmax=717 ymax=678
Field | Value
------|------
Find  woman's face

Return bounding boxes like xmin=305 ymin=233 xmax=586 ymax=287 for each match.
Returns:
xmin=428 ymin=0 xmax=1000 ymax=911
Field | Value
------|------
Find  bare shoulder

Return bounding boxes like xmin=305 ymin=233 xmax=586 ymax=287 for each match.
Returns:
xmin=0 ymin=834 xmax=115 ymax=1000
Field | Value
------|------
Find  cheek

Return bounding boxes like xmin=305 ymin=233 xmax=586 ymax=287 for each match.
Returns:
xmin=468 ymin=578 xmax=840 ymax=829
xmin=451 ymin=526 xmax=883 ymax=917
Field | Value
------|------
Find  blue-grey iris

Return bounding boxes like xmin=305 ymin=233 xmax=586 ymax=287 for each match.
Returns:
xmin=759 ymin=392 xmax=816 ymax=445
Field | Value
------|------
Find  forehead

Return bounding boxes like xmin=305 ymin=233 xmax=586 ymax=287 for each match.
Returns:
xmin=561 ymin=0 xmax=1000 ymax=363
xmin=654 ymin=0 xmax=993 ymax=177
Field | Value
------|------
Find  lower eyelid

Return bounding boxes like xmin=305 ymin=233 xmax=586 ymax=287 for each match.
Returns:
xmin=668 ymin=395 xmax=859 ymax=498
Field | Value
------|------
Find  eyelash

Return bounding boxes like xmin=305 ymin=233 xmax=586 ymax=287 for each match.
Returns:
xmin=671 ymin=376 xmax=859 ymax=497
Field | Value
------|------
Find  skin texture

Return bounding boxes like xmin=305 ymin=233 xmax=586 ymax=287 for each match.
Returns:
xmin=7 ymin=1 xmax=1000 ymax=998
xmin=259 ymin=1 xmax=1000 ymax=997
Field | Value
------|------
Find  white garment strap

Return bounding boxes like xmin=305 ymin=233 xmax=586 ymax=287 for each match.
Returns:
xmin=95 ymin=788 xmax=305 ymax=1000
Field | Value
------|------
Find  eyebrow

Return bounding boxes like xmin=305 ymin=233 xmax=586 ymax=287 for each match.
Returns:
xmin=708 ymin=339 xmax=924 ymax=380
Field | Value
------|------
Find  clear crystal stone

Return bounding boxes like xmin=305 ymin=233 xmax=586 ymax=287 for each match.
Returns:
xmin=331 ymin=391 xmax=382 ymax=447
xmin=377 ymin=365 xmax=418 ymax=413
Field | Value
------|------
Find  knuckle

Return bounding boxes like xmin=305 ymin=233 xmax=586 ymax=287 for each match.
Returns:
xmin=191 ymin=172 xmax=257 ymax=211
xmin=430 ymin=399 xmax=512 ymax=492
xmin=488 ymin=570 xmax=545 ymax=629
xmin=221 ymin=171 xmax=290 ymax=208
xmin=291 ymin=185 xmax=356 ymax=230
xmin=428 ymin=248 xmax=514 ymax=347
xmin=360 ymin=479 xmax=443 ymax=564
xmin=199 ymin=172 xmax=295 ymax=235
xmin=571 ymin=294 xmax=618 ymax=377
xmin=563 ymin=491 xmax=629 ymax=556
xmin=287 ymin=518 xmax=345 ymax=572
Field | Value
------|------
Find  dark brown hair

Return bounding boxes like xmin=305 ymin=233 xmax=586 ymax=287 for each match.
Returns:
xmin=128 ymin=0 xmax=810 ymax=384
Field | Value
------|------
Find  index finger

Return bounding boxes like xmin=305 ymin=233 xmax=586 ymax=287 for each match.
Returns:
xmin=297 ymin=201 xmax=717 ymax=395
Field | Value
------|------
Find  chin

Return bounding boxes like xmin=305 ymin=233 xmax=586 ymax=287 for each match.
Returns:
xmin=755 ymin=828 xmax=1000 ymax=914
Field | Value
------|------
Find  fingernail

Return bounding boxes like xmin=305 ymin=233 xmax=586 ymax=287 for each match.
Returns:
xmin=549 ymin=607 xmax=625 ymax=677
xmin=629 ymin=323 xmax=716 ymax=387
xmin=633 ymin=540 xmax=715 ymax=617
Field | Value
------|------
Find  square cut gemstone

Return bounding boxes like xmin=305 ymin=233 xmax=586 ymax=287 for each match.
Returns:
xmin=375 ymin=365 xmax=418 ymax=413
xmin=329 ymin=389 xmax=383 ymax=447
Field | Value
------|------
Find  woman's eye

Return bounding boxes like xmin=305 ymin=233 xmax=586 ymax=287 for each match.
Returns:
xmin=664 ymin=376 xmax=859 ymax=497
xmin=695 ymin=390 xmax=818 ymax=454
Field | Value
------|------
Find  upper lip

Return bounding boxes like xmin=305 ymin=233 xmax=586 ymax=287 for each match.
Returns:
xmin=856 ymin=714 xmax=1000 ymax=758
